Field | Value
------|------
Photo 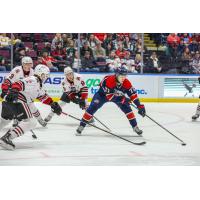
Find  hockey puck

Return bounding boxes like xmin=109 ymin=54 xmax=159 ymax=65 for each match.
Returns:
xmin=32 ymin=134 xmax=37 ymax=139
xmin=181 ymin=143 xmax=186 ymax=146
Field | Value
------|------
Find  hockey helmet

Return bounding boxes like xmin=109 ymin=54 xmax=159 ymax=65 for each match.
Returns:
xmin=34 ymin=64 xmax=50 ymax=82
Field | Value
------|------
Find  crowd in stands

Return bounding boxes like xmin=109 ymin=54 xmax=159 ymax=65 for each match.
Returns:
xmin=1 ymin=33 xmax=200 ymax=74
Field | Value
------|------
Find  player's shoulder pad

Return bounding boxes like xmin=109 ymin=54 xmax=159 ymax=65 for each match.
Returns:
xmin=74 ymin=73 xmax=82 ymax=81
xmin=122 ymin=78 xmax=132 ymax=89
xmin=105 ymin=75 xmax=116 ymax=88
xmin=12 ymin=66 xmax=21 ymax=74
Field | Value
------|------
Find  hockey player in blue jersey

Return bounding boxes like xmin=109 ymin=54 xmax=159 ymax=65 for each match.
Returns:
xmin=76 ymin=65 xmax=146 ymax=135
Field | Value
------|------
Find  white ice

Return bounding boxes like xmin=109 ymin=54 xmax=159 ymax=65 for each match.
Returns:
xmin=0 ymin=102 xmax=200 ymax=166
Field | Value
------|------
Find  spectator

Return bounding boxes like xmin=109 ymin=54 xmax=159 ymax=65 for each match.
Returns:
xmin=115 ymin=43 xmax=126 ymax=59
xmin=72 ymin=50 xmax=81 ymax=72
xmin=62 ymin=33 xmax=72 ymax=47
xmin=93 ymin=33 xmax=107 ymax=43
xmin=167 ymin=33 xmax=181 ymax=47
xmin=88 ymin=34 xmax=98 ymax=50
xmin=51 ymin=42 xmax=66 ymax=60
xmin=190 ymin=51 xmax=200 ymax=74
xmin=167 ymin=33 xmax=180 ymax=58
xmin=133 ymin=54 xmax=142 ymax=73
xmin=42 ymin=42 xmax=52 ymax=54
xmin=182 ymin=47 xmax=192 ymax=61
xmin=14 ymin=47 xmax=26 ymax=65
xmin=121 ymin=51 xmax=138 ymax=73
xmin=0 ymin=56 xmax=6 ymax=71
xmin=147 ymin=52 xmax=162 ymax=73
xmin=180 ymin=33 xmax=192 ymax=45
xmin=113 ymin=35 xmax=124 ymax=49
xmin=106 ymin=51 xmax=121 ymax=72
xmin=103 ymin=33 xmax=113 ymax=48
xmin=135 ymin=38 xmax=147 ymax=54
xmin=123 ymin=36 xmax=134 ymax=52
xmin=81 ymin=51 xmax=96 ymax=71
xmin=177 ymin=40 xmax=185 ymax=57
xmin=75 ymin=34 xmax=87 ymax=48
xmin=93 ymin=41 xmax=106 ymax=59
xmin=80 ymin=41 xmax=93 ymax=58
xmin=0 ymin=33 xmax=11 ymax=50
xmin=105 ymin=42 xmax=113 ymax=56
xmin=188 ymin=39 xmax=199 ymax=54
xmin=41 ymin=50 xmax=58 ymax=72
xmin=51 ymin=33 xmax=63 ymax=50
xmin=66 ymin=40 xmax=76 ymax=59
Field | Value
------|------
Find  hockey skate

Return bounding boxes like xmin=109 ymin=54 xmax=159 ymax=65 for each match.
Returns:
xmin=192 ymin=114 xmax=199 ymax=121
xmin=38 ymin=118 xmax=47 ymax=127
xmin=76 ymin=125 xmax=84 ymax=136
xmin=133 ymin=126 xmax=143 ymax=136
xmin=0 ymin=131 xmax=15 ymax=150
xmin=44 ymin=114 xmax=53 ymax=123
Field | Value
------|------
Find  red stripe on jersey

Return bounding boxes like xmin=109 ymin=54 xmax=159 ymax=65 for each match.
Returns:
xmin=83 ymin=112 xmax=92 ymax=121
xmin=1 ymin=79 xmax=11 ymax=90
xmin=130 ymin=93 xmax=138 ymax=101
xmin=11 ymin=81 xmax=24 ymax=91
xmin=106 ymin=93 xmax=114 ymax=101
xmin=23 ymin=103 xmax=32 ymax=118
xmin=126 ymin=112 xmax=135 ymax=120
xmin=37 ymin=95 xmax=53 ymax=105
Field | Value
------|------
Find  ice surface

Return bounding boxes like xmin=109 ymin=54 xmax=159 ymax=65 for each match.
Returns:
xmin=0 ymin=102 xmax=200 ymax=166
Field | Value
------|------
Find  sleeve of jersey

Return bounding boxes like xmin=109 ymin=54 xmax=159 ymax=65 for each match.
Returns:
xmin=101 ymin=79 xmax=115 ymax=101
xmin=11 ymin=80 xmax=25 ymax=91
xmin=1 ymin=79 xmax=12 ymax=91
xmin=125 ymin=81 xmax=141 ymax=107
xmin=79 ymin=79 xmax=88 ymax=100
xmin=37 ymin=94 xmax=53 ymax=105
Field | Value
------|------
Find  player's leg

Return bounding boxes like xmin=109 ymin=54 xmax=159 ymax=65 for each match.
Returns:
xmin=0 ymin=101 xmax=13 ymax=131
xmin=116 ymin=102 xmax=143 ymax=135
xmin=192 ymin=101 xmax=200 ymax=120
xmin=76 ymin=93 xmax=106 ymax=135
xmin=29 ymin=102 xmax=46 ymax=127
xmin=0 ymin=103 xmax=37 ymax=150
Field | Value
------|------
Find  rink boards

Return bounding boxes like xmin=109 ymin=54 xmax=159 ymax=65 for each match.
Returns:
xmin=0 ymin=72 xmax=200 ymax=103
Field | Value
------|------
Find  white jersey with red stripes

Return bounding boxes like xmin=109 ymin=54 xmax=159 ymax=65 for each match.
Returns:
xmin=14 ymin=76 xmax=51 ymax=104
xmin=62 ymin=73 xmax=88 ymax=100
xmin=6 ymin=66 xmax=34 ymax=83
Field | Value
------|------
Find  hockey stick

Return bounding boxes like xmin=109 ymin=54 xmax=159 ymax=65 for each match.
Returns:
xmin=130 ymin=103 xmax=186 ymax=146
xmin=92 ymin=116 xmax=111 ymax=131
xmin=30 ymin=130 xmax=37 ymax=139
xmin=62 ymin=112 xmax=146 ymax=146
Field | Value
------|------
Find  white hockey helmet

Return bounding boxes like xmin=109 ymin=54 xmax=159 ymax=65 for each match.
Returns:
xmin=64 ymin=66 xmax=74 ymax=75
xmin=21 ymin=56 xmax=33 ymax=65
xmin=34 ymin=64 xmax=50 ymax=82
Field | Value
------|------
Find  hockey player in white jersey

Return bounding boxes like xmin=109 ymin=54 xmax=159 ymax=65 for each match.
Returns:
xmin=192 ymin=77 xmax=200 ymax=120
xmin=1 ymin=56 xmax=47 ymax=127
xmin=0 ymin=64 xmax=62 ymax=150
xmin=44 ymin=67 xmax=88 ymax=123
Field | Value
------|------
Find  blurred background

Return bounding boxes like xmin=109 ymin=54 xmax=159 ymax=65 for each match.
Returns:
xmin=1 ymin=33 xmax=200 ymax=74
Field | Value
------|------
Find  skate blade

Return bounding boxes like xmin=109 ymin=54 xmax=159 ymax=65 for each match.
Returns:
xmin=75 ymin=132 xmax=82 ymax=136
xmin=0 ymin=140 xmax=15 ymax=151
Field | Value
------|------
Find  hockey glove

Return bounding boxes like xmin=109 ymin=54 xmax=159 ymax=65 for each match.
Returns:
xmin=5 ymin=89 xmax=19 ymax=103
xmin=79 ymin=99 xmax=86 ymax=110
xmin=71 ymin=97 xmax=80 ymax=104
xmin=198 ymin=77 xmax=200 ymax=84
xmin=137 ymin=104 xmax=146 ymax=117
xmin=0 ymin=89 xmax=8 ymax=99
xmin=51 ymin=102 xmax=62 ymax=115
